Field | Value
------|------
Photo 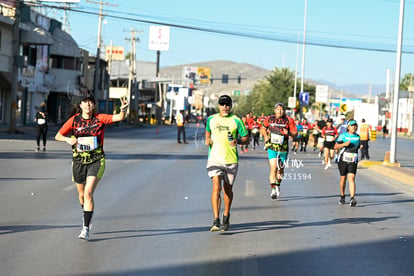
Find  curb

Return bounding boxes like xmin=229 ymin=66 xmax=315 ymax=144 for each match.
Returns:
xmin=368 ymin=164 xmax=414 ymax=187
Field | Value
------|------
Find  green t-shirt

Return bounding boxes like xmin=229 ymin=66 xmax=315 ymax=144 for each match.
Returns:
xmin=206 ymin=113 xmax=248 ymax=164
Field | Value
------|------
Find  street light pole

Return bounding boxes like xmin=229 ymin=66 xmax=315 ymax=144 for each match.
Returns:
xmin=300 ymin=0 xmax=308 ymax=94
xmin=390 ymin=0 xmax=405 ymax=164
xmin=93 ymin=0 xmax=103 ymax=96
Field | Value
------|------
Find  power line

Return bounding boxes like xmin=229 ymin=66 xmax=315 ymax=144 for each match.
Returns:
xmin=26 ymin=2 xmax=414 ymax=55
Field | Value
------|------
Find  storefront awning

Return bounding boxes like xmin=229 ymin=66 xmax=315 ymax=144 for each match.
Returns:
xmin=50 ymin=27 xmax=80 ymax=57
xmin=20 ymin=22 xmax=54 ymax=45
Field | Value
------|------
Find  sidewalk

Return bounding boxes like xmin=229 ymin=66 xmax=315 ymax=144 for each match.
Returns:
xmin=0 ymin=123 xmax=53 ymax=140
xmin=359 ymin=159 xmax=414 ymax=188
xmin=0 ymin=121 xmax=182 ymax=141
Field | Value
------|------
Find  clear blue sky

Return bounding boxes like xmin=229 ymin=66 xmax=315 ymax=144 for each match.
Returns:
xmin=61 ymin=0 xmax=413 ymax=88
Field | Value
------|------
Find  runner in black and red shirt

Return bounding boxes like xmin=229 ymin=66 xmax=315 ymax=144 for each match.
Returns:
xmin=300 ymin=118 xmax=312 ymax=152
xmin=322 ymin=118 xmax=338 ymax=170
xmin=55 ymin=95 xmax=129 ymax=241
xmin=261 ymin=103 xmax=297 ymax=200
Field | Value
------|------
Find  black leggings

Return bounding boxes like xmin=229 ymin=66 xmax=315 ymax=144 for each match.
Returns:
xmin=36 ymin=125 xmax=48 ymax=147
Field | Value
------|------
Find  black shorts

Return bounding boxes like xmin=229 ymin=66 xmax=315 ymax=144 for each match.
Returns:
xmin=338 ymin=160 xmax=358 ymax=176
xmin=72 ymin=158 xmax=106 ymax=184
xmin=323 ymin=141 xmax=335 ymax=150
xmin=293 ymin=137 xmax=301 ymax=142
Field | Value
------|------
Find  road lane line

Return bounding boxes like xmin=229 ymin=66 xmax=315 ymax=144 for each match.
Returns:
xmin=62 ymin=184 xmax=75 ymax=191
xmin=245 ymin=179 xmax=256 ymax=197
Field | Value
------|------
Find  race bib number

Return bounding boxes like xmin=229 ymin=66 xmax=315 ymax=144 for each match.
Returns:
xmin=318 ymin=137 xmax=325 ymax=145
xmin=271 ymin=133 xmax=284 ymax=145
xmin=326 ymin=136 xmax=335 ymax=142
xmin=343 ymin=152 xmax=358 ymax=162
xmin=37 ymin=118 xmax=46 ymax=125
xmin=76 ymin=136 xmax=98 ymax=152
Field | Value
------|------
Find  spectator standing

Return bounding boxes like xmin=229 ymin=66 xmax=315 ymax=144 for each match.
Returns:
xmin=176 ymin=110 xmax=188 ymax=144
xmin=35 ymin=102 xmax=48 ymax=152
xmin=382 ymin=124 xmax=388 ymax=138
xmin=359 ymin=119 xmax=371 ymax=160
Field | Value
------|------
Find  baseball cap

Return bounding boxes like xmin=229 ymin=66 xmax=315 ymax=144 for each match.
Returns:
xmin=324 ymin=114 xmax=330 ymax=118
xmin=348 ymin=119 xmax=358 ymax=126
xmin=80 ymin=95 xmax=96 ymax=104
xmin=274 ymin=102 xmax=285 ymax=109
xmin=218 ymin=95 xmax=232 ymax=106
xmin=327 ymin=118 xmax=333 ymax=123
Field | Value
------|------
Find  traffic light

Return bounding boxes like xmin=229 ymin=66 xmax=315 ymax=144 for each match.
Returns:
xmin=238 ymin=75 xmax=241 ymax=84
xmin=222 ymin=74 xmax=229 ymax=84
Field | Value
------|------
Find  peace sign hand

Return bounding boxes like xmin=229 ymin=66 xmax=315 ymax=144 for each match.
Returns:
xmin=120 ymin=96 xmax=129 ymax=110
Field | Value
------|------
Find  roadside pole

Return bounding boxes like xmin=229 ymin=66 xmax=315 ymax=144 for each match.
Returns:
xmin=9 ymin=0 xmax=21 ymax=133
xmin=390 ymin=0 xmax=405 ymax=164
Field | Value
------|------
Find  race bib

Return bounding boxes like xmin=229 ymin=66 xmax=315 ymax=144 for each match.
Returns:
xmin=343 ymin=152 xmax=358 ymax=162
xmin=37 ymin=118 xmax=46 ymax=125
xmin=318 ymin=137 xmax=325 ymax=145
xmin=252 ymin=128 xmax=259 ymax=134
xmin=326 ymin=136 xmax=335 ymax=142
xmin=302 ymin=129 xmax=308 ymax=134
xmin=76 ymin=136 xmax=98 ymax=152
xmin=313 ymin=129 xmax=319 ymax=135
xmin=271 ymin=133 xmax=284 ymax=145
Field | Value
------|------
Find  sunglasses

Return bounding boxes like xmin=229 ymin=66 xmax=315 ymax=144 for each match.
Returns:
xmin=219 ymin=102 xmax=232 ymax=107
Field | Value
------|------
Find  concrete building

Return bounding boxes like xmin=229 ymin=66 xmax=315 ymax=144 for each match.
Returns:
xmin=0 ymin=1 xmax=109 ymax=125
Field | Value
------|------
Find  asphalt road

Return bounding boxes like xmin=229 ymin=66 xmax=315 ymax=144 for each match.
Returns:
xmin=1 ymin=125 xmax=414 ymax=276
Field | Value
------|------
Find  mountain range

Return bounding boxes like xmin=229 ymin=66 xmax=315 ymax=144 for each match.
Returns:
xmin=160 ymin=60 xmax=386 ymax=99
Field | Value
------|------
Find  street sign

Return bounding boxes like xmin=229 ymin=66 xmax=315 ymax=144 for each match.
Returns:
xmin=233 ymin=90 xmax=240 ymax=96
xmin=340 ymin=103 xmax=347 ymax=113
xmin=315 ymin=85 xmax=329 ymax=103
xmin=299 ymin=91 xmax=309 ymax=105
xmin=288 ymin=97 xmax=296 ymax=108
xmin=148 ymin=26 xmax=170 ymax=51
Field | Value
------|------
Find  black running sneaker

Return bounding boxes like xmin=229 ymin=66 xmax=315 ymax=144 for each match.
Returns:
xmin=350 ymin=197 xmax=357 ymax=207
xmin=339 ymin=196 xmax=345 ymax=205
xmin=221 ymin=214 xmax=230 ymax=231
xmin=210 ymin=218 xmax=221 ymax=232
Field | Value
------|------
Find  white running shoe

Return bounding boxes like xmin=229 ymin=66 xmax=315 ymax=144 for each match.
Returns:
xmin=328 ymin=162 xmax=332 ymax=168
xmin=322 ymin=160 xmax=325 ymax=164
xmin=78 ymin=226 xmax=90 ymax=240
xmin=276 ymin=186 xmax=281 ymax=198
xmin=270 ymin=188 xmax=277 ymax=200
xmin=318 ymin=152 xmax=322 ymax=158
xmin=324 ymin=165 xmax=329 ymax=170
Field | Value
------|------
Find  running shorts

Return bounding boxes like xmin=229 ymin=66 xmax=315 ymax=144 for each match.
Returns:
xmin=323 ymin=141 xmax=335 ymax=150
xmin=72 ymin=158 xmax=105 ymax=184
xmin=206 ymin=161 xmax=238 ymax=185
xmin=267 ymin=149 xmax=288 ymax=164
xmin=338 ymin=159 xmax=357 ymax=176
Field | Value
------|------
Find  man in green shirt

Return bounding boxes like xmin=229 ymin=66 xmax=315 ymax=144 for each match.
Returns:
xmin=205 ymin=95 xmax=249 ymax=231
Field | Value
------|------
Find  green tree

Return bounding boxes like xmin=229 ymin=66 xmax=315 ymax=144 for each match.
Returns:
xmin=233 ymin=67 xmax=315 ymax=117
xmin=400 ymin=73 xmax=413 ymax=91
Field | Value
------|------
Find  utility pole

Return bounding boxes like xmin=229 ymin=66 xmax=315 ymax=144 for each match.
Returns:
xmin=9 ymin=0 xmax=21 ymax=133
xmin=87 ymin=0 xmax=117 ymax=97
xmin=125 ymin=28 xmax=140 ymax=123
xmin=389 ymin=0 xmax=405 ymax=164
